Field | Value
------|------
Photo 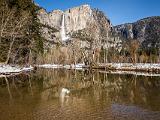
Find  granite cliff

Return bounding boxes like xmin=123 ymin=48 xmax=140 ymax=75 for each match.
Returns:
xmin=37 ymin=5 xmax=112 ymax=45
xmin=37 ymin=5 xmax=160 ymax=64
xmin=113 ymin=16 xmax=160 ymax=49
xmin=37 ymin=5 xmax=115 ymax=64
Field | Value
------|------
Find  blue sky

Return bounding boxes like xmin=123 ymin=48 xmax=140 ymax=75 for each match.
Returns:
xmin=34 ymin=0 xmax=160 ymax=25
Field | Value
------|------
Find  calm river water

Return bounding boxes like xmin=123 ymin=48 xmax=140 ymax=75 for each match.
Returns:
xmin=0 ymin=68 xmax=160 ymax=120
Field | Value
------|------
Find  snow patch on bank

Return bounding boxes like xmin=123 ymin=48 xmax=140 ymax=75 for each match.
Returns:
xmin=0 ymin=64 xmax=33 ymax=74
xmin=38 ymin=63 xmax=85 ymax=70
xmin=99 ymin=63 xmax=160 ymax=70
xmin=38 ymin=64 xmax=63 ymax=68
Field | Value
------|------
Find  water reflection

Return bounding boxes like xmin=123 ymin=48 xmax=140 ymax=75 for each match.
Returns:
xmin=0 ymin=68 xmax=160 ymax=120
xmin=60 ymin=88 xmax=70 ymax=107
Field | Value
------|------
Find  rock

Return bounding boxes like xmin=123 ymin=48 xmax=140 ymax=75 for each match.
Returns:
xmin=48 ymin=10 xmax=63 ymax=29
xmin=113 ymin=16 xmax=160 ymax=49
xmin=64 ymin=4 xmax=93 ymax=33
xmin=37 ymin=5 xmax=160 ymax=64
xmin=37 ymin=4 xmax=111 ymax=45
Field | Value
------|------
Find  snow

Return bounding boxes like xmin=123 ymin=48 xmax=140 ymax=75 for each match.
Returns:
xmin=98 ymin=63 xmax=160 ymax=76
xmin=38 ymin=63 xmax=160 ymax=73
xmin=1 ymin=63 xmax=159 ymax=76
xmin=71 ymin=63 xmax=85 ymax=70
xmin=38 ymin=63 xmax=85 ymax=70
xmin=0 ymin=64 xmax=33 ymax=74
xmin=99 ymin=63 xmax=160 ymax=71
xmin=37 ymin=63 xmax=160 ymax=77
xmin=38 ymin=64 xmax=63 ymax=68
xmin=21 ymin=65 xmax=34 ymax=71
xmin=75 ymin=63 xmax=85 ymax=68
xmin=63 ymin=65 xmax=71 ymax=69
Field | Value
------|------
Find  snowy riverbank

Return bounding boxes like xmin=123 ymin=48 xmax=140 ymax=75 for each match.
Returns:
xmin=0 ymin=64 xmax=33 ymax=74
xmin=98 ymin=63 xmax=160 ymax=72
xmin=1 ymin=63 xmax=160 ymax=75
xmin=38 ymin=63 xmax=85 ymax=70
xmin=38 ymin=63 xmax=160 ymax=72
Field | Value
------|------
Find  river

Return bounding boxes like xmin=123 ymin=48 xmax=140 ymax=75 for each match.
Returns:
xmin=0 ymin=68 xmax=160 ymax=120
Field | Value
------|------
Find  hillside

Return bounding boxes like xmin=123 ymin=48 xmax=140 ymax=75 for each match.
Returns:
xmin=113 ymin=16 xmax=160 ymax=48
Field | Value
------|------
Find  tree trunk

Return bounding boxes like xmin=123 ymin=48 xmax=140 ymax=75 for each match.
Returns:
xmin=5 ymin=37 xmax=15 ymax=64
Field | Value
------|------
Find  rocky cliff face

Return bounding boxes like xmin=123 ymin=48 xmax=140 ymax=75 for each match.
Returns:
xmin=65 ymin=5 xmax=93 ymax=33
xmin=37 ymin=4 xmax=113 ymax=64
xmin=37 ymin=5 xmax=160 ymax=64
xmin=113 ymin=16 xmax=160 ymax=49
xmin=38 ymin=5 xmax=94 ymax=33
xmin=37 ymin=5 xmax=111 ymax=45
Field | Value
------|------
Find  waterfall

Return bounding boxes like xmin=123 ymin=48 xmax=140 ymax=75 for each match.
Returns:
xmin=61 ymin=14 xmax=69 ymax=41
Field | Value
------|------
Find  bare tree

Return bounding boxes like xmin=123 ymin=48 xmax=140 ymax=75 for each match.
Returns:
xmin=128 ymin=40 xmax=140 ymax=63
xmin=0 ymin=2 xmax=30 ymax=64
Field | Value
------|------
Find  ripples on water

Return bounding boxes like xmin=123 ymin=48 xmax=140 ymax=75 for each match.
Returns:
xmin=0 ymin=68 xmax=160 ymax=120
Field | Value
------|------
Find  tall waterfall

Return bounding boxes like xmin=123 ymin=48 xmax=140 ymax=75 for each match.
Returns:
xmin=61 ymin=14 xmax=69 ymax=41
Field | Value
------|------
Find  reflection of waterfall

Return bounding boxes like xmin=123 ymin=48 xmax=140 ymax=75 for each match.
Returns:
xmin=60 ymin=88 xmax=70 ymax=107
xmin=61 ymin=14 xmax=69 ymax=41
